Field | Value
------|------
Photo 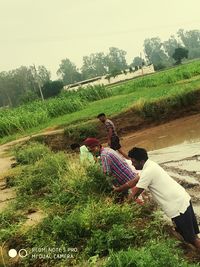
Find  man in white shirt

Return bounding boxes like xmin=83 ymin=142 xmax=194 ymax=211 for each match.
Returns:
xmin=127 ymin=147 xmax=200 ymax=250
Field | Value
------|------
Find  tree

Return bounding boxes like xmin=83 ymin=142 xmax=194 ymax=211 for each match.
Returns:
xmin=19 ymin=90 xmax=39 ymax=104
xmin=163 ymin=35 xmax=180 ymax=62
xmin=177 ymin=29 xmax=200 ymax=59
xmin=0 ymin=65 xmax=51 ymax=107
xmin=81 ymin=52 xmax=108 ymax=79
xmin=0 ymin=72 xmax=13 ymax=107
xmin=57 ymin=58 xmax=82 ymax=85
xmin=144 ymin=37 xmax=169 ymax=70
xmin=131 ymin=57 xmax=143 ymax=67
xmin=36 ymin=65 xmax=51 ymax=85
xmin=106 ymin=47 xmax=127 ymax=73
xmin=172 ymin=47 xmax=188 ymax=64
xmin=42 ymin=80 xmax=64 ymax=98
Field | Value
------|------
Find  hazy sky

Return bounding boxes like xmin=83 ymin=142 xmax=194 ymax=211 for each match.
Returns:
xmin=0 ymin=0 xmax=200 ymax=79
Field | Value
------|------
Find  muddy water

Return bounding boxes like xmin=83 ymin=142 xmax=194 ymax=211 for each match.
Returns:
xmin=122 ymin=114 xmax=200 ymax=152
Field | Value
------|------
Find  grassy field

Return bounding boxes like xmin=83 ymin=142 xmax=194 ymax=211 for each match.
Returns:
xmin=1 ymin=142 xmax=199 ymax=266
xmin=1 ymin=62 xmax=200 ymax=266
xmin=0 ymin=60 xmax=200 ymax=144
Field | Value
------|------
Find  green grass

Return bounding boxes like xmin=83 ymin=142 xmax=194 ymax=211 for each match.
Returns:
xmin=0 ymin=60 xmax=200 ymax=144
xmin=0 ymin=85 xmax=111 ymax=139
xmin=1 ymin=142 xmax=199 ymax=266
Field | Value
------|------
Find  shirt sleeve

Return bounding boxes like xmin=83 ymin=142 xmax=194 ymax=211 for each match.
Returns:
xmin=101 ymin=155 xmax=111 ymax=175
xmin=105 ymin=121 xmax=113 ymax=130
xmin=136 ymin=170 xmax=152 ymax=190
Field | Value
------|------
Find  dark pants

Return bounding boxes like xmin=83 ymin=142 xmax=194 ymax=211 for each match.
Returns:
xmin=110 ymin=136 xmax=121 ymax=150
xmin=172 ymin=201 xmax=199 ymax=243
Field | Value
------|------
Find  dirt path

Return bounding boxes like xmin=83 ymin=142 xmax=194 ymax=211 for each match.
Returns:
xmin=0 ymin=142 xmax=17 ymax=212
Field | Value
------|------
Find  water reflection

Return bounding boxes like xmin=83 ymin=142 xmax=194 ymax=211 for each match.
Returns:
xmin=122 ymin=114 xmax=200 ymax=151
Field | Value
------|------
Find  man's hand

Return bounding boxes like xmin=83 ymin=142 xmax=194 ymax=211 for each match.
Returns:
xmin=127 ymin=193 xmax=135 ymax=203
xmin=112 ymin=185 xmax=120 ymax=192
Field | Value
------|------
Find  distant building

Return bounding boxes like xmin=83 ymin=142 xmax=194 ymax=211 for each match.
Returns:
xmin=64 ymin=64 xmax=155 ymax=91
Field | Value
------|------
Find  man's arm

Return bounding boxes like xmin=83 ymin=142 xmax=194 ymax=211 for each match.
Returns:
xmin=113 ymin=174 xmax=140 ymax=192
xmin=127 ymin=187 xmax=144 ymax=202
xmin=101 ymin=155 xmax=111 ymax=175
xmin=107 ymin=128 xmax=113 ymax=146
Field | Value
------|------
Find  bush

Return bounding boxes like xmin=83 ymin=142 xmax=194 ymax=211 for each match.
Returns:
xmin=84 ymin=164 xmax=112 ymax=194
xmin=0 ymin=210 xmax=26 ymax=242
xmin=13 ymin=142 xmax=51 ymax=165
xmin=86 ymin=224 xmax=137 ymax=256
xmin=138 ymin=90 xmax=198 ymax=120
xmin=105 ymin=240 xmax=195 ymax=267
xmin=16 ymin=152 xmax=68 ymax=196
xmin=76 ymin=85 xmax=112 ymax=102
xmin=64 ymin=122 xmax=99 ymax=142
xmin=42 ymin=80 xmax=64 ymax=98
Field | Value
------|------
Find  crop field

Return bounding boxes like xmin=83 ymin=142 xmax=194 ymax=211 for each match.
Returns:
xmin=0 ymin=60 xmax=200 ymax=144
xmin=0 ymin=142 xmax=199 ymax=266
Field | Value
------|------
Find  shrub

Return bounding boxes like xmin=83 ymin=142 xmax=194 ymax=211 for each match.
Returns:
xmin=16 ymin=152 xmax=68 ymax=196
xmin=0 ymin=210 xmax=26 ymax=242
xmin=86 ymin=224 xmax=137 ymax=256
xmin=13 ymin=142 xmax=51 ymax=165
xmin=76 ymin=85 xmax=112 ymax=102
xmin=84 ymin=164 xmax=112 ymax=194
xmin=64 ymin=122 xmax=99 ymax=142
xmin=105 ymin=240 xmax=195 ymax=267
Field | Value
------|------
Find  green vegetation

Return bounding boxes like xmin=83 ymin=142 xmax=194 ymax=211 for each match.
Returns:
xmin=13 ymin=142 xmax=51 ymax=165
xmin=0 ymin=85 xmax=111 ymax=138
xmin=1 ymin=142 xmax=199 ymax=266
xmin=105 ymin=240 xmax=197 ymax=267
xmin=0 ymin=60 xmax=200 ymax=145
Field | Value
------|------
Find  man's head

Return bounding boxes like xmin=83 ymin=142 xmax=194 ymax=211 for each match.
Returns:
xmin=70 ymin=143 xmax=80 ymax=152
xmin=128 ymin=147 xmax=148 ymax=170
xmin=97 ymin=113 xmax=106 ymax=123
xmin=84 ymin=138 xmax=101 ymax=156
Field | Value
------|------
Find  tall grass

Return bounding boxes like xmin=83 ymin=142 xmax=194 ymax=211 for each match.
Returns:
xmin=111 ymin=60 xmax=200 ymax=95
xmin=105 ymin=240 xmax=197 ymax=267
xmin=0 ymin=85 xmax=112 ymax=138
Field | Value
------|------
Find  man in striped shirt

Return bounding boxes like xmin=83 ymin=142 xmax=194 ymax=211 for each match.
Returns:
xmin=84 ymin=138 xmax=139 ymax=198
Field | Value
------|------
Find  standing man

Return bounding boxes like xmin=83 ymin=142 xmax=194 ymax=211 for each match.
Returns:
xmin=97 ymin=113 xmax=128 ymax=159
xmin=127 ymin=147 xmax=200 ymax=250
xmin=83 ymin=137 xmax=139 ymax=201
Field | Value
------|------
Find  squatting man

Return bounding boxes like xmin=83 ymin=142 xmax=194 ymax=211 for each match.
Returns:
xmin=121 ymin=147 xmax=200 ymax=250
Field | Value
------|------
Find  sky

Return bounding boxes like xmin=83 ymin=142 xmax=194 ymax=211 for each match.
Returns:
xmin=0 ymin=0 xmax=200 ymax=79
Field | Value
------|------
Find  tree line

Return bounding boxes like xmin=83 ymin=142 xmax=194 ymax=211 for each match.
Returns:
xmin=0 ymin=28 xmax=200 ymax=107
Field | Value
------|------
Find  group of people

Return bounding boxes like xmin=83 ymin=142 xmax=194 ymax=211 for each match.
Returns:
xmin=71 ymin=113 xmax=200 ymax=250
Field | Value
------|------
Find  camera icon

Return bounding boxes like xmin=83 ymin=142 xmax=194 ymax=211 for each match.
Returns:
xmin=8 ymin=248 xmax=28 ymax=258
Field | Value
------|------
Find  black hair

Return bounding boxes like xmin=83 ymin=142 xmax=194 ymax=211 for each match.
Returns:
xmin=70 ymin=143 xmax=80 ymax=150
xmin=128 ymin=147 xmax=148 ymax=161
xmin=97 ymin=113 xmax=106 ymax=118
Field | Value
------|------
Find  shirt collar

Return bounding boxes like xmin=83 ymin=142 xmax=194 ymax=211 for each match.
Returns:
xmin=142 ymin=159 xmax=150 ymax=170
